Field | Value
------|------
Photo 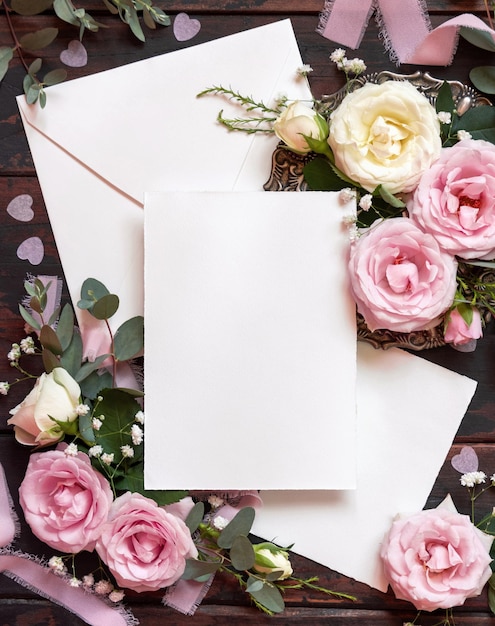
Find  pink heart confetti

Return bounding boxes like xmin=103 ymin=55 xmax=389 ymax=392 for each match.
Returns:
xmin=173 ymin=12 xmax=201 ymax=42
xmin=6 ymin=194 xmax=34 ymax=222
xmin=60 ymin=40 xmax=88 ymax=68
xmin=451 ymin=446 xmax=479 ymax=473
xmin=17 ymin=237 xmax=44 ymax=265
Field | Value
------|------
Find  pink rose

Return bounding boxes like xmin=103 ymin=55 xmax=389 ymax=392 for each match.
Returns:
xmin=348 ymin=218 xmax=458 ymax=332
xmin=408 ymin=139 xmax=495 ymax=260
xmin=95 ymin=492 xmax=197 ymax=592
xmin=19 ymin=446 xmax=113 ymax=553
xmin=444 ymin=307 xmax=483 ymax=346
xmin=380 ymin=496 xmax=493 ymax=611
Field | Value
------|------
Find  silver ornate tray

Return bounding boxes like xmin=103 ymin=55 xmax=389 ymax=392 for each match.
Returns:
xmin=264 ymin=71 xmax=492 ymax=351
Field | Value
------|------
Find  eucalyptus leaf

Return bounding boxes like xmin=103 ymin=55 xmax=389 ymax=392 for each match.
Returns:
xmin=11 ymin=0 xmax=53 ymax=15
xmin=151 ymin=7 xmax=170 ymax=25
xmin=20 ymin=27 xmax=58 ymax=51
xmin=249 ymin=581 xmax=285 ymax=614
xmin=47 ymin=305 xmax=61 ymax=327
xmin=230 ymin=535 xmax=255 ymax=571
xmin=91 ymin=294 xmax=120 ymax=320
xmin=53 ymin=0 xmax=80 ymax=25
xmin=79 ymin=368 xmax=113 ymax=400
xmin=246 ymin=576 xmax=264 ymax=593
xmin=24 ymin=279 xmax=38 ymax=298
xmin=182 ymin=559 xmax=221 ymax=581
xmin=59 ymin=330 xmax=83 ymax=377
xmin=28 ymin=57 xmax=42 ymax=75
xmin=461 ymin=26 xmax=495 ymax=52
xmin=18 ymin=304 xmax=41 ymax=331
xmin=0 ymin=48 xmax=14 ymax=82
xmin=185 ymin=501 xmax=205 ymax=534
xmin=78 ymin=410 xmax=96 ymax=445
xmin=56 ymin=303 xmax=74 ymax=351
xmin=78 ymin=277 xmax=110 ymax=309
xmin=114 ymin=315 xmax=144 ymax=361
xmin=470 ymin=66 xmax=495 ymax=95
xmin=29 ymin=295 xmax=42 ymax=314
xmin=101 ymin=0 xmax=119 ymax=14
xmin=123 ymin=5 xmax=145 ymax=41
xmin=74 ymin=353 xmax=110 ymax=382
xmin=26 ymin=84 xmax=41 ymax=105
xmin=40 ymin=324 xmax=63 ymax=355
xmin=42 ymin=347 xmax=59 ymax=372
xmin=43 ymin=68 xmax=67 ymax=87
xmin=218 ymin=507 xmax=255 ymax=549
xmin=142 ymin=6 xmax=156 ymax=29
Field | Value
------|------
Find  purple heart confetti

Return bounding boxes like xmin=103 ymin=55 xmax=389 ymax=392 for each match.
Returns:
xmin=451 ymin=446 xmax=479 ymax=473
xmin=173 ymin=12 xmax=201 ymax=42
xmin=6 ymin=194 xmax=34 ymax=222
xmin=60 ymin=40 xmax=88 ymax=68
xmin=17 ymin=237 xmax=44 ymax=265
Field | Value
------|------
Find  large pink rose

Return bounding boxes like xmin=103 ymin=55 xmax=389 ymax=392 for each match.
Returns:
xmin=408 ymin=139 xmax=495 ymax=259
xmin=95 ymin=492 xmax=197 ymax=592
xmin=348 ymin=218 xmax=458 ymax=332
xmin=19 ymin=446 xmax=113 ymax=553
xmin=380 ymin=496 xmax=493 ymax=611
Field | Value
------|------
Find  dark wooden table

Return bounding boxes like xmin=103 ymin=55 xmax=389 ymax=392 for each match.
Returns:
xmin=1 ymin=1 xmax=495 ymax=624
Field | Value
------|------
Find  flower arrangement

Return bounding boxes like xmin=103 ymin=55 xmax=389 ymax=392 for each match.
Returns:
xmin=199 ymin=51 xmax=495 ymax=351
xmin=0 ymin=276 xmax=355 ymax=623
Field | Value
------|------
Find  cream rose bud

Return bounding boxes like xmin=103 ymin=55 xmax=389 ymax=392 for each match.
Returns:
xmin=328 ymin=81 xmax=441 ymax=194
xmin=273 ymin=101 xmax=329 ymax=154
xmin=7 ymin=367 xmax=81 ymax=446
xmin=252 ymin=543 xmax=293 ymax=580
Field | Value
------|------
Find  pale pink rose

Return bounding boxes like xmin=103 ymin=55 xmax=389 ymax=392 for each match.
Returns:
xmin=444 ymin=307 xmax=483 ymax=346
xmin=349 ymin=218 xmax=458 ymax=332
xmin=7 ymin=367 xmax=81 ymax=447
xmin=19 ymin=446 xmax=113 ymax=553
xmin=408 ymin=139 xmax=495 ymax=259
xmin=380 ymin=495 xmax=493 ymax=611
xmin=95 ymin=492 xmax=197 ymax=592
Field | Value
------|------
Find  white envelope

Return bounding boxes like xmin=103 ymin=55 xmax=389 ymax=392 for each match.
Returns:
xmin=16 ymin=19 xmax=312 ymax=331
xmin=144 ymin=191 xmax=357 ymax=490
xmin=252 ymin=342 xmax=477 ymax=591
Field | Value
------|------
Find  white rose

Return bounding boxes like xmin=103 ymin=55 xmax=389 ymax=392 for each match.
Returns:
xmin=328 ymin=81 xmax=441 ymax=194
xmin=252 ymin=544 xmax=293 ymax=580
xmin=7 ymin=367 xmax=81 ymax=446
xmin=273 ymin=101 xmax=329 ymax=154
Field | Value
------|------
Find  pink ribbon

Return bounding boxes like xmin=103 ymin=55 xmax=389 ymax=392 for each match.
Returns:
xmin=0 ymin=462 xmax=134 ymax=626
xmin=318 ymin=0 xmax=495 ymax=65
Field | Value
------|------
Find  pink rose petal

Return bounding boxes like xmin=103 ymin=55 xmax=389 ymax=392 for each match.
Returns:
xmin=6 ymin=194 xmax=34 ymax=222
xmin=451 ymin=446 xmax=479 ymax=473
xmin=17 ymin=237 xmax=44 ymax=265
xmin=60 ymin=40 xmax=88 ymax=68
xmin=173 ymin=12 xmax=201 ymax=41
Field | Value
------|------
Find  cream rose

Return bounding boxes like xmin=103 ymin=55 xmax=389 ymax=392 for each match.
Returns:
xmin=328 ymin=81 xmax=441 ymax=194
xmin=273 ymin=101 xmax=329 ymax=154
xmin=252 ymin=543 xmax=293 ymax=580
xmin=7 ymin=367 xmax=81 ymax=446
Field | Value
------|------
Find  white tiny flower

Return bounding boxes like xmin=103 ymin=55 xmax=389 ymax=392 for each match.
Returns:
xmin=131 ymin=424 xmax=143 ymax=445
xmin=342 ymin=214 xmax=356 ymax=226
xmin=82 ymin=574 xmax=95 ymax=589
xmin=339 ymin=187 xmax=356 ymax=204
xmin=64 ymin=443 xmax=78 ymax=457
xmin=296 ymin=64 xmax=313 ymax=77
xmin=359 ymin=194 xmax=373 ymax=211
xmin=330 ymin=48 xmax=346 ymax=63
xmin=69 ymin=577 xmax=81 ymax=588
xmin=213 ymin=515 xmax=229 ymax=531
xmin=134 ymin=410 xmax=144 ymax=424
xmin=88 ymin=445 xmax=103 ymax=458
xmin=48 ymin=556 xmax=66 ymax=574
xmin=20 ymin=337 xmax=35 ymax=354
xmin=348 ymin=224 xmax=360 ymax=243
xmin=490 ymin=474 xmax=495 ymax=485
xmin=460 ymin=471 xmax=487 ymax=487
xmin=7 ymin=344 xmax=20 ymax=362
xmin=76 ymin=403 xmax=90 ymax=416
xmin=92 ymin=417 xmax=103 ymax=431
xmin=109 ymin=589 xmax=125 ymax=603
xmin=343 ymin=58 xmax=366 ymax=74
xmin=437 ymin=111 xmax=452 ymax=124
xmin=101 ymin=452 xmax=114 ymax=465
xmin=120 ymin=444 xmax=134 ymax=458
xmin=94 ymin=580 xmax=114 ymax=595
xmin=0 ymin=382 xmax=9 ymax=396
xmin=208 ymin=494 xmax=225 ymax=509
xmin=97 ymin=395 xmax=103 ymax=402
xmin=457 ymin=129 xmax=472 ymax=141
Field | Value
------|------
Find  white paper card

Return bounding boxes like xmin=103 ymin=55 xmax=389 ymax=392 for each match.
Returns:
xmin=252 ymin=342 xmax=477 ymax=591
xmin=144 ymin=191 xmax=357 ymax=490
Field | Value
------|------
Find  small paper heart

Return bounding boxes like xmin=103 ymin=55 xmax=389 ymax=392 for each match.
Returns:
xmin=6 ymin=194 xmax=34 ymax=222
xmin=60 ymin=40 xmax=88 ymax=68
xmin=173 ymin=12 xmax=201 ymax=42
xmin=451 ymin=446 xmax=479 ymax=473
xmin=17 ymin=237 xmax=44 ymax=265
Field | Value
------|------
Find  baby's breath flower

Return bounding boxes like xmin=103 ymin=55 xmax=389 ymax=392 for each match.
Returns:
xmin=101 ymin=452 xmax=114 ymax=465
xmin=20 ymin=336 xmax=35 ymax=354
xmin=7 ymin=344 xmax=20 ymax=362
xmin=339 ymin=187 xmax=357 ymax=204
xmin=460 ymin=471 xmax=487 ymax=487
xmin=457 ymin=129 xmax=472 ymax=141
xmin=48 ymin=556 xmax=67 ymax=575
xmin=92 ymin=417 xmax=103 ymax=431
xmin=134 ymin=410 xmax=144 ymax=424
xmin=212 ymin=515 xmax=229 ymax=531
xmin=94 ymin=580 xmax=113 ymax=595
xmin=109 ymin=589 xmax=125 ymax=603
xmin=76 ymin=403 xmax=90 ymax=416
xmin=343 ymin=57 xmax=367 ymax=74
xmin=342 ymin=214 xmax=357 ymax=226
xmin=82 ymin=574 xmax=95 ymax=589
xmin=348 ymin=224 xmax=360 ymax=242
xmin=296 ymin=64 xmax=313 ymax=77
xmin=208 ymin=494 xmax=225 ymax=509
xmin=120 ymin=444 xmax=134 ymax=459
xmin=64 ymin=443 xmax=79 ymax=457
xmin=490 ymin=474 xmax=495 ymax=485
xmin=437 ymin=111 xmax=452 ymax=124
xmin=330 ymin=48 xmax=346 ymax=64
xmin=0 ymin=382 xmax=9 ymax=396
xmin=131 ymin=424 xmax=143 ymax=445
xmin=97 ymin=395 xmax=103 ymax=402
xmin=359 ymin=194 xmax=373 ymax=211
xmin=69 ymin=577 xmax=81 ymax=588
xmin=88 ymin=445 xmax=103 ymax=458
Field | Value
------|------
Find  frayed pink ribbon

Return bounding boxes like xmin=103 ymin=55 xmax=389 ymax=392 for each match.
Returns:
xmin=318 ymin=0 xmax=495 ymax=65
xmin=0 ymin=462 xmax=133 ymax=626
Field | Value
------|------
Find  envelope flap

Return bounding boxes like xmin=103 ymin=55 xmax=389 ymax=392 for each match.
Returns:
xmin=17 ymin=20 xmax=310 ymax=204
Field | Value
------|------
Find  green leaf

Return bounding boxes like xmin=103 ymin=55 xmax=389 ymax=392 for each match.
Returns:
xmin=91 ymin=294 xmax=120 ymax=320
xmin=101 ymin=0 xmax=119 ymax=14
xmin=151 ymin=6 xmax=170 ymax=26
xmin=79 ymin=368 xmax=113 ymax=399
xmin=182 ymin=559 xmax=221 ymax=581
xmin=28 ymin=57 xmax=43 ymax=75
xmin=56 ymin=303 xmax=74 ymax=351
xmin=79 ymin=409 xmax=96 ymax=445
xmin=249 ymin=581 xmax=285 ymax=614
xmin=114 ymin=316 xmax=144 ymax=361
xmin=39 ymin=89 xmax=47 ymax=109
xmin=451 ymin=105 xmax=495 ymax=144
xmin=92 ymin=388 xmax=141 ymax=460
xmin=23 ymin=73 xmax=35 ymax=95
xmin=74 ymin=354 xmax=110 ymax=382
xmin=461 ymin=26 xmax=495 ymax=52
xmin=218 ymin=507 xmax=255 ymax=549
xmin=26 ymin=84 xmax=41 ymax=105
xmin=142 ymin=6 xmax=155 ymax=29
xmin=40 ymin=324 xmax=63 ymax=355
xmin=246 ymin=576 xmax=264 ymax=593
xmin=0 ymin=47 xmax=14 ymax=82
xmin=230 ymin=535 xmax=255 ymax=571
xmin=303 ymin=157 xmax=348 ymax=191
xmin=435 ymin=80 xmax=455 ymax=114
xmin=20 ymin=27 xmax=58 ymax=51
xmin=185 ymin=501 xmax=205 ymax=534
xmin=122 ymin=4 xmax=145 ymax=41
xmin=59 ymin=330 xmax=83 ymax=377
xmin=43 ymin=68 xmax=67 ymax=87
xmin=11 ymin=0 xmax=53 ymax=15
xmin=470 ymin=66 xmax=495 ymax=95
xmin=42 ymin=347 xmax=59 ymax=372
xmin=18 ymin=304 xmax=41 ymax=331
xmin=78 ymin=278 xmax=110 ymax=309
xmin=53 ymin=0 xmax=80 ymax=25
xmin=142 ymin=489 xmax=188 ymax=506
xmin=376 ymin=185 xmax=406 ymax=209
